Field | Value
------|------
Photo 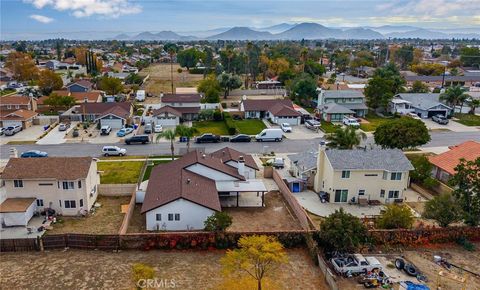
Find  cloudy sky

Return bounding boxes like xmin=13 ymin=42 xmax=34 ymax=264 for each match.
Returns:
xmin=1 ymin=0 xmax=479 ymax=37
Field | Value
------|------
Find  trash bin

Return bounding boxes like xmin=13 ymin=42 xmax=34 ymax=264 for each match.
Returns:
xmin=43 ymin=125 xmax=49 ymax=131
xmin=133 ymin=124 xmax=138 ymax=129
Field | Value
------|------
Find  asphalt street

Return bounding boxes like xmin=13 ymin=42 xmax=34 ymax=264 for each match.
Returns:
xmin=1 ymin=131 xmax=479 ymax=159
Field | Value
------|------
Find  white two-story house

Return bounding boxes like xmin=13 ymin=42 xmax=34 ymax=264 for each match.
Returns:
xmin=317 ymin=90 xmax=368 ymax=122
xmin=0 ymin=157 xmax=100 ymax=226
xmin=314 ymin=145 xmax=413 ymax=204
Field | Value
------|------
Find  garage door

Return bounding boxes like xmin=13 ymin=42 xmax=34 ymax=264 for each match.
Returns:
xmin=100 ymin=119 xmax=123 ymax=129
xmin=428 ymin=110 xmax=447 ymax=118
xmin=2 ymin=120 xmax=22 ymax=128
xmin=276 ymin=117 xmax=299 ymax=126
xmin=155 ymin=117 xmax=178 ymax=126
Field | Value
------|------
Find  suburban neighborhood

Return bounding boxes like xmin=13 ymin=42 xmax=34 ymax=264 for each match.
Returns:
xmin=1 ymin=1 xmax=480 ymax=290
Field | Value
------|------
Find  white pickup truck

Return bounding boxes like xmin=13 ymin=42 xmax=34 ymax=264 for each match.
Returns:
xmin=331 ymin=254 xmax=382 ymax=275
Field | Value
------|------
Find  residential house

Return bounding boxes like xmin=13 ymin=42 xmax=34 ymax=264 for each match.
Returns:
xmin=140 ymin=148 xmax=265 ymax=231
xmin=160 ymin=94 xmax=202 ymax=121
xmin=317 ymin=90 xmax=368 ymax=122
xmin=314 ymin=145 xmax=413 ymax=204
xmin=66 ymin=80 xmax=93 ymax=93
xmin=210 ymin=147 xmax=259 ymax=179
xmin=389 ymin=93 xmax=453 ymax=118
xmin=151 ymin=106 xmax=182 ymax=127
xmin=0 ymin=157 xmax=100 ymax=226
xmin=287 ymin=150 xmax=318 ymax=191
xmin=0 ymin=95 xmax=38 ymax=112
xmin=428 ymin=141 xmax=480 ymax=183
xmin=45 ymin=60 xmax=82 ymax=71
xmin=0 ymin=109 xmax=38 ymax=129
xmin=64 ymin=102 xmax=132 ymax=128
xmin=240 ymin=99 xmax=302 ymax=125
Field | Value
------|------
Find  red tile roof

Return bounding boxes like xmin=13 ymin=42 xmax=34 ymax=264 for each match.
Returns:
xmin=428 ymin=141 xmax=480 ymax=175
xmin=210 ymin=147 xmax=259 ymax=170
xmin=161 ymin=94 xmax=202 ymax=103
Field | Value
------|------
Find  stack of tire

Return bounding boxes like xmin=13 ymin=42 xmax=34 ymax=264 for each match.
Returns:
xmin=395 ymin=258 xmax=419 ymax=276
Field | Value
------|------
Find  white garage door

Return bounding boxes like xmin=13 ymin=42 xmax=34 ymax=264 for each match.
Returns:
xmin=100 ymin=118 xmax=124 ymax=129
xmin=155 ymin=117 xmax=179 ymax=126
xmin=275 ymin=117 xmax=300 ymax=126
xmin=2 ymin=120 xmax=23 ymax=128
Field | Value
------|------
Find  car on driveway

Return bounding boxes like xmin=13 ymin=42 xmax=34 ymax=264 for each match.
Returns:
xmin=154 ymin=124 xmax=163 ymax=133
xmin=230 ymin=134 xmax=251 ymax=142
xmin=20 ymin=150 xmax=48 ymax=158
xmin=100 ymin=125 xmax=112 ymax=135
xmin=272 ymin=157 xmax=285 ymax=169
xmin=305 ymin=119 xmax=321 ymax=131
xmin=342 ymin=117 xmax=360 ymax=127
xmin=331 ymin=254 xmax=382 ymax=276
xmin=58 ymin=123 xmax=70 ymax=131
xmin=195 ymin=133 xmax=220 ymax=143
xmin=117 ymin=127 xmax=134 ymax=137
xmin=144 ymin=123 xmax=153 ymax=134
xmin=405 ymin=112 xmax=421 ymax=120
xmin=0 ymin=127 xmax=4 ymax=136
xmin=4 ymin=125 xmax=22 ymax=136
xmin=432 ymin=114 xmax=449 ymax=125
xmin=102 ymin=146 xmax=127 ymax=156
xmin=280 ymin=123 xmax=292 ymax=133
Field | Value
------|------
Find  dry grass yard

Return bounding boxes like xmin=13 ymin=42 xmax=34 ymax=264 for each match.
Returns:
xmin=139 ymin=63 xmax=203 ymax=95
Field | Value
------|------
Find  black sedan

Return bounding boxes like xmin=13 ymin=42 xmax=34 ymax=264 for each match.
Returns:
xmin=195 ymin=133 xmax=220 ymax=143
xmin=230 ymin=134 xmax=251 ymax=143
xmin=20 ymin=150 xmax=48 ymax=158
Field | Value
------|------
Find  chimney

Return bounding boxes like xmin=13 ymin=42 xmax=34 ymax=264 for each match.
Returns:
xmin=314 ymin=141 xmax=326 ymax=193
xmin=9 ymin=148 xmax=18 ymax=158
xmin=238 ymin=156 xmax=245 ymax=177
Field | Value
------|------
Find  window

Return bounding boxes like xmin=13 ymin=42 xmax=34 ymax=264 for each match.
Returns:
xmin=391 ymin=172 xmax=402 ymax=180
xmin=358 ymin=190 xmax=365 ymax=196
xmin=380 ymin=190 xmax=385 ymax=198
xmin=382 ymin=171 xmax=388 ymax=180
xmin=78 ymin=180 xmax=82 ymax=189
xmin=341 ymin=170 xmax=350 ymax=179
xmin=168 ymin=213 xmax=174 ymax=221
xmin=175 ymin=214 xmax=180 ymax=221
xmin=156 ymin=214 xmax=162 ymax=221
xmin=79 ymin=199 xmax=83 ymax=207
xmin=64 ymin=200 xmax=76 ymax=208
xmin=334 ymin=189 xmax=349 ymax=202
xmin=13 ymin=180 xmax=23 ymax=188
xmin=62 ymin=181 xmax=75 ymax=190
xmin=36 ymin=199 xmax=44 ymax=207
xmin=388 ymin=190 xmax=400 ymax=198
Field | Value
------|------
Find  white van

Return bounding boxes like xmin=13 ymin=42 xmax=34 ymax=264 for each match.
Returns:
xmin=136 ymin=90 xmax=146 ymax=102
xmin=255 ymin=128 xmax=283 ymax=142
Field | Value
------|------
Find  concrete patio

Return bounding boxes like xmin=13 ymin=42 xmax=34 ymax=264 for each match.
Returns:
xmin=220 ymin=192 xmax=264 ymax=207
xmin=0 ymin=216 xmax=47 ymax=239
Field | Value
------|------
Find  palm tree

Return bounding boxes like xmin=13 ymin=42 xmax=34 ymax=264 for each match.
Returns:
xmin=156 ymin=129 xmax=176 ymax=160
xmin=245 ymin=42 xmax=253 ymax=88
xmin=175 ymin=125 xmax=198 ymax=153
xmin=327 ymin=126 xmax=367 ymax=149
xmin=168 ymin=48 xmax=176 ymax=94
xmin=468 ymin=99 xmax=480 ymax=115
xmin=439 ymin=86 xmax=470 ymax=113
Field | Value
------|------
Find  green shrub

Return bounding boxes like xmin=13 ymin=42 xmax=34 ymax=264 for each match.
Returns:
xmin=189 ymin=67 xmax=205 ymax=74
xmin=204 ymin=212 xmax=233 ymax=231
xmin=213 ymin=109 xmax=222 ymax=121
xmin=223 ymin=112 xmax=237 ymax=135
xmin=221 ymin=102 xmax=227 ymax=109
xmin=456 ymin=237 xmax=476 ymax=251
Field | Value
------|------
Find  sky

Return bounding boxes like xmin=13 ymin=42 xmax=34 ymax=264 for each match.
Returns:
xmin=1 ymin=0 xmax=479 ymax=39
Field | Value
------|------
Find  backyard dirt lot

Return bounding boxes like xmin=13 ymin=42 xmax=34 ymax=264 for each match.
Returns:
xmin=139 ymin=63 xmax=203 ymax=95
xmin=0 ymin=249 xmax=327 ymax=290
xmin=224 ymin=191 xmax=302 ymax=232
xmin=46 ymin=196 xmax=131 ymax=234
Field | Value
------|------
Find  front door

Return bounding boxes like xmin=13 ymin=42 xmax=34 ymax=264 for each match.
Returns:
xmin=334 ymin=189 xmax=348 ymax=202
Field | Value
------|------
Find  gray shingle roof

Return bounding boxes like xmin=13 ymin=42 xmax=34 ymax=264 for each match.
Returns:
xmin=322 ymin=90 xmax=365 ymax=99
xmin=342 ymin=103 xmax=368 ymax=110
xmin=395 ymin=93 xmax=452 ymax=110
xmin=325 ymin=148 xmax=414 ymax=171
xmin=288 ymin=151 xmax=318 ymax=171
xmin=318 ymin=103 xmax=354 ymax=114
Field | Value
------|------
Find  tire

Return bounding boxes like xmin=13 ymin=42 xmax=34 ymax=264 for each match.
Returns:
xmin=119 ymin=153 xmax=124 ymax=156
xmin=404 ymin=264 xmax=418 ymax=277
xmin=395 ymin=258 xmax=405 ymax=270
xmin=104 ymin=153 xmax=109 ymax=157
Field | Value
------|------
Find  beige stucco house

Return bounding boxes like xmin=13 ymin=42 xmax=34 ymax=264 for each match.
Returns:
xmin=314 ymin=145 xmax=413 ymax=204
xmin=0 ymin=157 xmax=100 ymax=225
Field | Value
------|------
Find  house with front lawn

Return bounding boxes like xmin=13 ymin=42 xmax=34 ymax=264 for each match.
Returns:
xmin=316 ymin=90 xmax=368 ymax=121
xmin=68 ymin=102 xmax=133 ymax=129
xmin=428 ymin=141 xmax=480 ymax=183
xmin=151 ymin=106 xmax=182 ymax=127
xmin=314 ymin=145 xmax=413 ymax=204
xmin=160 ymin=93 xmax=202 ymax=121
xmin=0 ymin=109 xmax=38 ymax=129
xmin=240 ymin=99 xmax=301 ymax=125
xmin=389 ymin=93 xmax=453 ymax=118
xmin=0 ymin=157 xmax=100 ymax=226
xmin=140 ymin=148 xmax=265 ymax=231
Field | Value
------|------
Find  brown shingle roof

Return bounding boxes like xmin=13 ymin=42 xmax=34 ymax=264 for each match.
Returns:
xmin=78 ymin=102 xmax=131 ymax=116
xmin=171 ymin=106 xmax=200 ymax=114
xmin=210 ymin=147 xmax=259 ymax=170
xmin=0 ymin=109 xmax=37 ymax=121
xmin=242 ymin=99 xmax=295 ymax=112
xmin=0 ymin=95 xmax=31 ymax=105
xmin=1 ymin=157 xmax=93 ymax=180
xmin=0 ymin=198 xmax=36 ymax=213
xmin=269 ymin=103 xmax=302 ymax=117
xmin=152 ymin=105 xmax=182 ymax=117
xmin=67 ymin=80 xmax=93 ymax=89
xmin=428 ymin=141 xmax=480 ymax=175
xmin=70 ymin=91 xmax=103 ymax=103
xmin=161 ymin=93 xmax=202 ymax=103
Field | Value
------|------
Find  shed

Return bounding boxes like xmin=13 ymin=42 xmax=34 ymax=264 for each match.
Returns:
xmin=0 ymin=198 xmax=36 ymax=227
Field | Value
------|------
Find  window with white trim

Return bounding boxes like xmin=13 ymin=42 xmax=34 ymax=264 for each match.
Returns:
xmin=341 ymin=170 xmax=350 ymax=179
xmin=79 ymin=199 xmax=83 ymax=207
xmin=390 ymin=172 xmax=402 ymax=180
xmin=388 ymin=190 xmax=400 ymax=198
xmin=168 ymin=213 xmax=174 ymax=221
xmin=14 ymin=180 xmax=23 ymax=188
xmin=62 ymin=181 xmax=75 ymax=190
xmin=380 ymin=190 xmax=385 ymax=198
xmin=358 ymin=190 xmax=365 ymax=196
xmin=175 ymin=213 xmax=180 ymax=221
xmin=156 ymin=214 xmax=162 ymax=221
xmin=36 ymin=199 xmax=44 ymax=207
xmin=64 ymin=200 xmax=76 ymax=208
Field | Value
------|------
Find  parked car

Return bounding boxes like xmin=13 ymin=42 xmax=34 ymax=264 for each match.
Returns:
xmin=255 ymin=128 xmax=283 ymax=142
xmin=100 ymin=125 xmax=112 ymax=135
xmin=272 ymin=158 xmax=285 ymax=169
xmin=280 ymin=123 xmax=292 ymax=133
xmin=102 ymin=146 xmax=127 ymax=156
xmin=154 ymin=124 xmax=163 ymax=133
xmin=331 ymin=254 xmax=382 ymax=276
xmin=20 ymin=150 xmax=48 ymax=158
xmin=432 ymin=114 xmax=449 ymax=125
xmin=58 ymin=123 xmax=70 ymax=131
xmin=117 ymin=127 xmax=134 ymax=137
xmin=406 ymin=112 xmax=421 ymax=120
xmin=195 ymin=133 xmax=220 ymax=143
xmin=4 ymin=125 xmax=22 ymax=136
xmin=125 ymin=135 xmax=150 ymax=145
xmin=230 ymin=134 xmax=251 ymax=143
xmin=305 ymin=119 xmax=321 ymax=131
xmin=342 ymin=117 xmax=360 ymax=127
xmin=0 ymin=127 xmax=4 ymax=136
xmin=144 ymin=123 xmax=153 ymax=134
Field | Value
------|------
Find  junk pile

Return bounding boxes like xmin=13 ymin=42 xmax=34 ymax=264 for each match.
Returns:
xmin=356 ymin=269 xmax=393 ymax=289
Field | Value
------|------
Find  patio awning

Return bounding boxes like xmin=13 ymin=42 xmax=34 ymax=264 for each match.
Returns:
xmin=215 ymin=179 xmax=267 ymax=192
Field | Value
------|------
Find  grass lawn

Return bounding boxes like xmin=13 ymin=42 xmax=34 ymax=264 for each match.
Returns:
xmin=359 ymin=112 xmax=391 ymax=132
xmin=320 ymin=121 xmax=341 ymax=133
xmin=453 ymin=113 xmax=480 ymax=126
xmin=142 ymin=160 xmax=172 ymax=181
xmin=192 ymin=120 xmax=229 ymax=135
xmin=99 ymin=155 xmax=147 ymax=160
xmin=98 ymin=161 xmax=145 ymax=184
xmin=233 ymin=119 xmax=266 ymax=135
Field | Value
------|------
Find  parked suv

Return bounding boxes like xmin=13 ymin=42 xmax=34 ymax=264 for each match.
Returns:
xmin=125 ymin=135 xmax=150 ymax=145
xmin=195 ymin=133 xmax=220 ymax=143
xmin=58 ymin=123 xmax=70 ymax=131
xmin=305 ymin=119 xmax=321 ymax=131
xmin=102 ymin=146 xmax=127 ymax=156
xmin=432 ymin=114 xmax=449 ymax=125
xmin=343 ymin=117 xmax=360 ymax=127
xmin=4 ymin=125 xmax=22 ymax=136
xmin=144 ymin=123 xmax=153 ymax=134
xmin=100 ymin=125 xmax=112 ymax=135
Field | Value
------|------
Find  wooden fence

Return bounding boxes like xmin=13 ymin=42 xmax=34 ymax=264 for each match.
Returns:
xmin=119 ymin=193 xmax=136 ymax=235
xmin=317 ymin=254 xmax=339 ymax=290
xmin=98 ymin=184 xmax=137 ymax=196
xmin=0 ymin=238 xmax=40 ymax=252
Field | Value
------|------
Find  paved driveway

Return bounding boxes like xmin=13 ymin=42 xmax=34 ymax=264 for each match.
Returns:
xmin=36 ymin=123 xmax=77 ymax=145
xmin=421 ymin=118 xmax=479 ymax=132
xmin=272 ymin=124 xmax=325 ymax=140
xmin=0 ymin=125 xmax=45 ymax=145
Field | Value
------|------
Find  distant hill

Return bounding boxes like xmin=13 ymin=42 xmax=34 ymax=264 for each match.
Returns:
xmin=386 ymin=29 xmax=450 ymax=39
xmin=276 ymin=23 xmax=339 ymax=39
xmin=207 ymin=27 xmax=273 ymax=40
xmin=114 ymin=33 xmax=130 ymax=40
xmin=341 ymin=28 xmax=384 ymax=39
xmin=129 ymin=31 xmax=196 ymax=40
xmin=367 ymin=25 xmax=420 ymax=34
xmin=257 ymin=23 xmax=296 ymax=34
